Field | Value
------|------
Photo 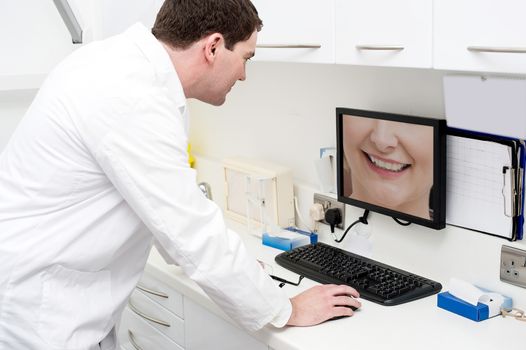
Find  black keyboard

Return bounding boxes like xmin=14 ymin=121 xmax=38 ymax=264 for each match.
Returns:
xmin=275 ymin=242 xmax=442 ymax=306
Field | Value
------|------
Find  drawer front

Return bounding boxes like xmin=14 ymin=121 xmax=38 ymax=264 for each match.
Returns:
xmin=119 ymin=307 xmax=184 ymax=350
xmin=128 ymin=290 xmax=185 ymax=346
xmin=137 ymin=272 xmax=184 ymax=319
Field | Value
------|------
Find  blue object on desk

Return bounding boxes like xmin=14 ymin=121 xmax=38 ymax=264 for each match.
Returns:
xmin=284 ymin=227 xmax=318 ymax=244
xmin=262 ymin=227 xmax=317 ymax=251
xmin=437 ymin=292 xmax=489 ymax=322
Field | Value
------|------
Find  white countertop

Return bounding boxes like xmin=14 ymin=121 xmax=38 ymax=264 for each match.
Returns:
xmin=145 ymin=221 xmax=526 ymax=350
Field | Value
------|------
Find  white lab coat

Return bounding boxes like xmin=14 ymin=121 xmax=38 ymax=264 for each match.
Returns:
xmin=0 ymin=24 xmax=291 ymax=350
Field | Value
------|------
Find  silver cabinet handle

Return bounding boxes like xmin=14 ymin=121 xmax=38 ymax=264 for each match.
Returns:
xmin=468 ymin=46 xmax=526 ymax=54
xmin=128 ymin=302 xmax=170 ymax=327
xmin=256 ymin=44 xmax=321 ymax=49
xmin=136 ymin=284 xmax=169 ymax=299
xmin=356 ymin=45 xmax=404 ymax=51
xmin=128 ymin=330 xmax=144 ymax=350
xmin=52 ymin=0 xmax=83 ymax=44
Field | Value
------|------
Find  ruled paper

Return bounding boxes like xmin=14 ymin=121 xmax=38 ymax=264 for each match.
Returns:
xmin=446 ymin=135 xmax=514 ymax=238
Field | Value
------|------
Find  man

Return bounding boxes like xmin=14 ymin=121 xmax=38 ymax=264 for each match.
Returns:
xmin=0 ymin=1 xmax=360 ymax=349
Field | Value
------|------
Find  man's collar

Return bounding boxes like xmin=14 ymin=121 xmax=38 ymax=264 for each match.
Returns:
xmin=124 ymin=23 xmax=187 ymax=112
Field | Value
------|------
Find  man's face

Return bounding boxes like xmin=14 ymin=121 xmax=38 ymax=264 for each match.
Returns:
xmin=204 ymin=31 xmax=257 ymax=106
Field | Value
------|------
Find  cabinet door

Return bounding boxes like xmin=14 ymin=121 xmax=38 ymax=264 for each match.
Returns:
xmin=251 ymin=0 xmax=334 ymax=63
xmin=0 ymin=0 xmax=89 ymax=89
xmin=335 ymin=0 xmax=432 ymax=68
xmin=434 ymin=0 xmax=526 ymax=74
xmin=184 ymin=298 xmax=267 ymax=350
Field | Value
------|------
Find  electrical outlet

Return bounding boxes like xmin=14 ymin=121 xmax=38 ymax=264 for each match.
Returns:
xmin=313 ymin=193 xmax=345 ymax=230
xmin=500 ymin=245 xmax=526 ymax=289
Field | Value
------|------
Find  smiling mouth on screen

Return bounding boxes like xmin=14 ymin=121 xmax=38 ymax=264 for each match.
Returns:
xmin=364 ymin=152 xmax=411 ymax=174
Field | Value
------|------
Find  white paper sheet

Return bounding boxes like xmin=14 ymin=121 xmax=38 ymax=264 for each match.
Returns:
xmin=446 ymin=135 xmax=514 ymax=238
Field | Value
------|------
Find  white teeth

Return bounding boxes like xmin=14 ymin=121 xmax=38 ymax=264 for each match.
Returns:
xmin=368 ymin=154 xmax=409 ymax=172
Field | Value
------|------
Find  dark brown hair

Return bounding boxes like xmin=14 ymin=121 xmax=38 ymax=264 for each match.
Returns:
xmin=152 ymin=0 xmax=263 ymax=50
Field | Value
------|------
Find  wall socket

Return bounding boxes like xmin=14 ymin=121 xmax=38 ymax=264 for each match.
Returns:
xmin=313 ymin=193 xmax=345 ymax=230
xmin=500 ymin=245 xmax=526 ymax=289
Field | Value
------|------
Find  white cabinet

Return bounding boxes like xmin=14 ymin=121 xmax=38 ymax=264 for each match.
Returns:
xmin=184 ymin=298 xmax=267 ymax=350
xmin=3 ymin=0 xmax=525 ymax=89
xmin=434 ymin=0 xmax=526 ymax=74
xmin=127 ymin=289 xmax=185 ymax=345
xmin=335 ymin=0 xmax=432 ymax=68
xmin=119 ymin=307 xmax=184 ymax=350
xmin=119 ymin=269 xmax=268 ymax=350
xmin=136 ymin=271 xmax=184 ymax=319
xmin=251 ymin=0 xmax=335 ymax=63
xmin=118 ymin=273 xmax=185 ymax=350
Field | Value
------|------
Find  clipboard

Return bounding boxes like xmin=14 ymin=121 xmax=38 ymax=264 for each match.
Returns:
xmin=517 ymin=140 xmax=525 ymax=240
xmin=446 ymin=128 xmax=523 ymax=241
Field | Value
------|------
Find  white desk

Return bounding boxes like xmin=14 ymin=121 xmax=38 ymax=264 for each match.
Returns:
xmin=144 ymin=221 xmax=526 ymax=350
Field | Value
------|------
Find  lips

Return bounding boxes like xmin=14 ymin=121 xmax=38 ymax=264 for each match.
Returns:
xmin=365 ymin=152 xmax=411 ymax=173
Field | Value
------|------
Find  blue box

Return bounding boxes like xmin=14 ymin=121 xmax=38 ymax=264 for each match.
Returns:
xmin=284 ymin=227 xmax=318 ymax=244
xmin=437 ymin=292 xmax=489 ymax=322
xmin=262 ymin=227 xmax=317 ymax=251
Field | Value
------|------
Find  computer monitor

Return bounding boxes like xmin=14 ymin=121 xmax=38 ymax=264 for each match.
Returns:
xmin=336 ymin=108 xmax=447 ymax=229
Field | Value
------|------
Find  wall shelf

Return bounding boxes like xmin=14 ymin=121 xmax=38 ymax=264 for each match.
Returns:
xmin=0 ymin=74 xmax=46 ymax=91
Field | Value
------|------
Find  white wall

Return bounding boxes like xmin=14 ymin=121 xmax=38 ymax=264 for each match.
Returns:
xmin=188 ymin=61 xmax=446 ymax=187
xmin=189 ymin=61 xmax=526 ymax=306
xmin=0 ymin=90 xmax=36 ymax=150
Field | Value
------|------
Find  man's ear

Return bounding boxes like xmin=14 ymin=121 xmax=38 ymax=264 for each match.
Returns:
xmin=204 ymin=33 xmax=223 ymax=63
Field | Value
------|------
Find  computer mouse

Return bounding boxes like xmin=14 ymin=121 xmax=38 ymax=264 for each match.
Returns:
xmin=338 ymin=294 xmax=359 ymax=310
xmin=328 ymin=309 xmax=356 ymax=321
xmin=344 ymin=304 xmax=358 ymax=312
xmin=328 ymin=297 xmax=359 ymax=321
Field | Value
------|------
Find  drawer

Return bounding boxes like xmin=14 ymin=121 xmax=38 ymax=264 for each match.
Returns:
xmin=119 ymin=307 xmax=183 ymax=350
xmin=128 ymin=289 xmax=185 ymax=346
xmin=137 ymin=272 xmax=184 ymax=319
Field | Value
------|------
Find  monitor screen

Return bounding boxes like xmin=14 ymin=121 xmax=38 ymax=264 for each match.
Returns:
xmin=336 ymin=108 xmax=447 ymax=229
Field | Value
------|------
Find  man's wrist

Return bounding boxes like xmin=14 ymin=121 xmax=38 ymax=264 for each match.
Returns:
xmin=285 ymin=297 xmax=298 ymax=326
xmin=270 ymin=298 xmax=293 ymax=328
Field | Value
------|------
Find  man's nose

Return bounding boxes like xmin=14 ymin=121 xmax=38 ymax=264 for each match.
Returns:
xmin=239 ymin=67 xmax=246 ymax=81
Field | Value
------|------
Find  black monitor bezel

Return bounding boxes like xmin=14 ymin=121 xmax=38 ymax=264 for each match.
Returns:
xmin=336 ymin=107 xmax=447 ymax=230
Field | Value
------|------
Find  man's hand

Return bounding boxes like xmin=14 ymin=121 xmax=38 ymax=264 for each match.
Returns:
xmin=286 ymin=284 xmax=361 ymax=326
